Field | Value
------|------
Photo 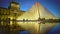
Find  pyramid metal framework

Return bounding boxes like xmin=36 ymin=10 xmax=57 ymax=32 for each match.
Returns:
xmin=17 ymin=2 xmax=60 ymax=34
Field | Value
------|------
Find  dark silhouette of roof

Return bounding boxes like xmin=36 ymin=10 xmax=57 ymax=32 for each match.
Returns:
xmin=10 ymin=2 xmax=19 ymax=5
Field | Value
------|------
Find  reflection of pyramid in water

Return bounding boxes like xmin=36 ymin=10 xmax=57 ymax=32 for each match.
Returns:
xmin=17 ymin=2 xmax=57 ymax=34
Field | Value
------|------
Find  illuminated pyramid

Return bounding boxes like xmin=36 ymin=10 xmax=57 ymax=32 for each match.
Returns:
xmin=17 ymin=2 xmax=57 ymax=34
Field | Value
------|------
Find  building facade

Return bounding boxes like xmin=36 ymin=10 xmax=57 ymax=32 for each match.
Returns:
xmin=0 ymin=1 xmax=24 ymax=34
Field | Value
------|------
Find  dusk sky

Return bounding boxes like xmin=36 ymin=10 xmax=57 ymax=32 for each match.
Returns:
xmin=0 ymin=0 xmax=60 ymax=18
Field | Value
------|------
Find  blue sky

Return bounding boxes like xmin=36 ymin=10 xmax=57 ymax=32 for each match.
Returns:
xmin=0 ymin=0 xmax=60 ymax=18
